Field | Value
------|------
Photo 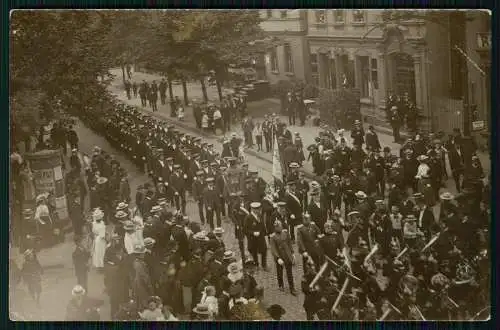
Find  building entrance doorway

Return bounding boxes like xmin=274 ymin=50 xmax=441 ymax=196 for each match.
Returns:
xmin=390 ymin=52 xmax=416 ymax=102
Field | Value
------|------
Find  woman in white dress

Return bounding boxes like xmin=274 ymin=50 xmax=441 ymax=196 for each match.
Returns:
xmin=91 ymin=209 xmax=107 ymax=269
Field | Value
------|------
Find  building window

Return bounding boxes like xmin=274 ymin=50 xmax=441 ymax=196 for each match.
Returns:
xmin=310 ymin=53 xmax=318 ymax=74
xmin=270 ymin=47 xmax=279 ymax=72
xmin=371 ymin=58 xmax=379 ymax=89
xmin=334 ymin=10 xmax=344 ymax=23
xmin=310 ymin=53 xmax=319 ymax=86
xmin=315 ymin=10 xmax=326 ymax=23
xmin=352 ymin=10 xmax=365 ymax=23
xmin=358 ymin=56 xmax=370 ymax=97
xmin=284 ymin=43 xmax=294 ymax=73
xmin=280 ymin=10 xmax=287 ymax=19
xmin=329 ymin=58 xmax=337 ymax=90
xmin=266 ymin=10 xmax=272 ymax=19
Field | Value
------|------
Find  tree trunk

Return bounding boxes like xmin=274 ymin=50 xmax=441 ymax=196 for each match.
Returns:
xmin=216 ymin=78 xmax=223 ymax=102
xmin=200 ymin=79 xmax=208 ymax=102
xmin=121 ymin=65 xmax=126 ymax=84
xmin=181 ymin=80 xmax=189 ymax=105
xmin=167 ymin=75 xmax=174 ymax=100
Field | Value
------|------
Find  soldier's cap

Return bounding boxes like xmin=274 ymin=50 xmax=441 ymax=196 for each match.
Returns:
xmin=440 ymin=192 xmax=454 ymax=200
xmin=210 ymin=162 xmax=218 ymax=167
xmin=173 ymin=164 xmax=181 ymax=169
xmin=249 ymin=170 xmax=258 ymax=175
xmin=287 ymin=180 xmax=296 ymax=186
xmin=207 ymin=144 xmax=213 ymax=148
xmin=97 ymin=177 xmax=108 ymax=185
xmin=116 ymin=202 xmax=128 ymax=210
xmin=172 ymin=129 xmax=179 ymax=134
xmin=72 ymin=285 xmax=86 ymax=297
xmin=206 ymin=177 xmax=215 ymax=183
xmin=202 ymin=142 xmax=208 ymax=146
xmin=194 ymin=137 xmax=202 ymax=142
xmin=242 ymin=163 xmax=249 ymax=167
xmin=375 ymin=199 xmax=385 ymax=205
xmin=413 ymin=192 xmax=424 ymax=199
xmin=72 ymin=148 xmax=78 ymax=152
xmin=230 ymin=192 xmax=238 ymax=197
xmin=348 ymin=211 xmax=360 ymax=217
xmin=201 ymin=160 xmax=208 ymax=164
xmin=196 ymin=170 xmax=204 ymax=176
xmin=166 ymin=157 xmax=174 ymax=161
xmin=277 ymin=201 xmax=286 ymax=207
xmin=213 ymin=227 xmax=224 ymax=235
xmin=115 ymin=210 xmax=128 ymax=219
xmin=223 ymin=250 xmax=234 ymax=260
xmin=405 ymin=214 xmax=417 ymax=221
xmin=144 ymin=237 xmax=156 ymax=247
xmin=355 ymin=191 xmax=367 ymax=199
xmin=192 ymin=153 xmax=200 ymax=159
xmin=250 ymin=202 xmax=262 ymax=209
xmin=245 ymin=178 xmax=254 ymax=184
xmin=151 ymin=205 xmax=162 ymax=213
xmin=220 ymin=164 xmax=227 ymax=169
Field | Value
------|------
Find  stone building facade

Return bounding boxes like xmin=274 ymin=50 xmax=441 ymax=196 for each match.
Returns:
xmin=259 ymin=9 xmax=491 ymax=135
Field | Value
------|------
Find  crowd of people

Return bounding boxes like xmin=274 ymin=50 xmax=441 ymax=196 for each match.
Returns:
xmin=11 ymin=78 xmax=490 ymax=321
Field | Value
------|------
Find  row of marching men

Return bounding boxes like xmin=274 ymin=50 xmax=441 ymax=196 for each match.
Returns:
xmin=75 ymin=99 xmax=490 ymax=320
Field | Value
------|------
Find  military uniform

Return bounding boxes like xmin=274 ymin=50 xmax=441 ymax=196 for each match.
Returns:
xmin=269 ymin=229 xmax=296 ymax=293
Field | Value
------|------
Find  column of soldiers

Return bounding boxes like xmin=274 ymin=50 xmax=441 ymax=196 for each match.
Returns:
xmin=73 ymin=96 xmax=489 ymax=321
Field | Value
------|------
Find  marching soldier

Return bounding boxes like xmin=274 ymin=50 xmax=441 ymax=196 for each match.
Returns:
xmin=232 ymin=192 xmax=248 ymax=261
xmin=285 ymin=181 xmax=302 ymax=242
xmin=203 ymin=177 xmax=222 ymax=230
xmin=169 ymin=164 xmax=187 ymax=214
xmin=245 ymin=202 xmax=268 ymax=270
xmin=297 ymin=213 xmax=322 ymax=271
xmin=269 ymin=220 xmax=297 ymax=296
xmin=191 ymin=171 xmax=206 ymax=225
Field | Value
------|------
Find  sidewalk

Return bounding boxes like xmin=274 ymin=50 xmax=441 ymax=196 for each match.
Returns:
xmin=109 ymin=69 xmax=490 ymax=177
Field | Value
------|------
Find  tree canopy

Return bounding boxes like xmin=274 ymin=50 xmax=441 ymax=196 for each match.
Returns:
xmin=10 ymin=10 xmax=265 ymax=139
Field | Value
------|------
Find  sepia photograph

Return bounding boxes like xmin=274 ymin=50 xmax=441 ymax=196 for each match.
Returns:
xmin=9 ymin=9 xmax=491 ymax=321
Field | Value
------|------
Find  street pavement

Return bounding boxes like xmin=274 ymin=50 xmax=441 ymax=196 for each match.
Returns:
xmin=109 ymin=69 xmax=490 ymax=182
xmin=10 ymin=103 xmax=307 ymax=321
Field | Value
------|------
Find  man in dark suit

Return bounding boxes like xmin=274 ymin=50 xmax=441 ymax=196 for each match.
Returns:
xmin=365 ymin=125 xmax=381 ymax=152
xmin=296 ymin=213 xmax=322 ymax=271
xmin=445 ymin=134 xmax=464 ymax=193
xmin=415 ymin=194 xmax=438 ymax=240
xmin=269 ymin=219 xmax=296 ymax=295
xmin=245 ymin=202 xmax=268 ymax=270
xmin=169 ymin=165 xmax=187 ymax=214
xmin=203 ymin=178 xmax=222 ymax=230
xmin=308 ymin=191 xmax=328 ymax=234
xmin=192 ymin=171 xmax=206 ymax=225
xmin=285 ymin=181 xmax=302 ymax=242
xmin=159 ymin=79 xmax=167 ymax=105
xmin=283 ymin=141 xmax=299 ymax=172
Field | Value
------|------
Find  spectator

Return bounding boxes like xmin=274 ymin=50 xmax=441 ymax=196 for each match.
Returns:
xmin=254 ymin=123 xmax=263 ymax=151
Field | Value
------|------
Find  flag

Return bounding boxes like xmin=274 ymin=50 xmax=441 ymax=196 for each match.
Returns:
xmin=269 ymin=134 xmax=283 ymax=193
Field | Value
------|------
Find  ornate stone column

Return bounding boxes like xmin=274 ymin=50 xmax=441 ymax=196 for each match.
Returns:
xmin=413 ymin=53 xmax=431 ymax=131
